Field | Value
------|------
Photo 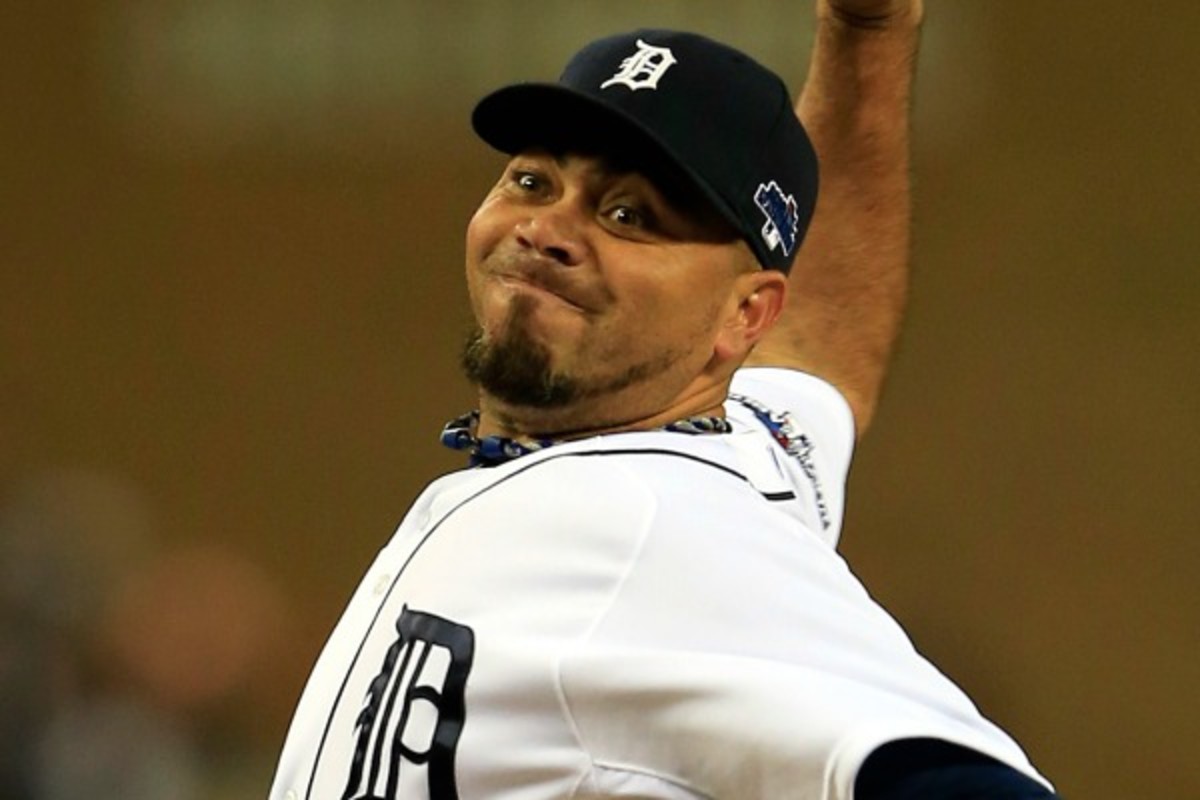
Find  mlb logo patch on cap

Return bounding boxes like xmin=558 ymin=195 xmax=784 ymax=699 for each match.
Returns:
xmin=755 ymin=181 xmax=800 ymax=257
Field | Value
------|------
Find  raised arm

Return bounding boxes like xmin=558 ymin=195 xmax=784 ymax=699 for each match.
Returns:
xmin=747 ymin=0 xmax=923 ymax=437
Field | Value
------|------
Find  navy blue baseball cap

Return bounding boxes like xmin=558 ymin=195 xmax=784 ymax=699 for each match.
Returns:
xmin=472 ymin=29 xmax=818 ymax=273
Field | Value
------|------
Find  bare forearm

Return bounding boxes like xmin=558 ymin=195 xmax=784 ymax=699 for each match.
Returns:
xmin=750 ymin=0 xmax=923 ymax=437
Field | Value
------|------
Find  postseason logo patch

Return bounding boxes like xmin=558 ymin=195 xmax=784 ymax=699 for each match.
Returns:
xmin=754 ymin=180 xmax=800 ymax=257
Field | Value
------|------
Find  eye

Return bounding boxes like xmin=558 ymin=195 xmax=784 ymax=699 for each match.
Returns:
xmin=607 ymin=204 xmax=648 ymax=229
xmin=511 ymin=170 xmax=543 ymax=192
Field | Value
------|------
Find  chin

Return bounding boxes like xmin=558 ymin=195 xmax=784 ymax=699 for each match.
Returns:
xmin=461 ymin=319 xmax=579 ymax=411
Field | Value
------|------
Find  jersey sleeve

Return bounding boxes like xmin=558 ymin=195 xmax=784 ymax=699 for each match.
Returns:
xmin=555 ymin=446 xmax=1053 ymax=799
xmin=726 ymin=367 xmax=857 ymax=546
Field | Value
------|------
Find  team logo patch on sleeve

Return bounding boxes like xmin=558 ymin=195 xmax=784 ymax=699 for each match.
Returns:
xmin=342 ymin=606 xmax=475 ymax=800
xmin=729 ymin=393 xmax=832 ymax=531
xmin=754 ymin=180 xmax=800 ymax=257
xmin=600 ymin=39 xmax=678 ymax=91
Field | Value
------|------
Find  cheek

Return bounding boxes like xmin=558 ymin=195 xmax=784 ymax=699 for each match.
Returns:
xmin=465 ymin=201 xmax=499 ymax=264
xmin=464 ymin=198 xmax=505 ymax=317
xmin=592 ymin=286 xmax=676 ymax=360
xmin=611 ymin=268 xmax=698 ymax=331
xmin=621 ymin=280 xmax=724 ymax=358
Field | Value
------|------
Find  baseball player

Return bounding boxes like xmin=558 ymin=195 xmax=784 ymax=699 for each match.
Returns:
xmin=271 ymin=1 xmax=1060 ymax=798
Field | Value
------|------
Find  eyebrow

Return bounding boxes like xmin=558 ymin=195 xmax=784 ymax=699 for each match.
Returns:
xmin=519 ymin=149 xmax=738 ymax=240
xmin=522 ymin=148 xmax=633 ymax=179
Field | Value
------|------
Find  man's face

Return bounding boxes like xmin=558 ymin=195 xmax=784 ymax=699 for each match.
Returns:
xmin=463 ymin=150 xmax=758 ymax=435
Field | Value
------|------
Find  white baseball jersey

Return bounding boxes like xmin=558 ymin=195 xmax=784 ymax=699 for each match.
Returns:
xmin=270 ymin=367 xmax=1051 ymax=800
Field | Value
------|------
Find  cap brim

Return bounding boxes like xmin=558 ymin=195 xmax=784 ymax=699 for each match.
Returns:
xmin=472 ymin=84 xmax=743 ymax=241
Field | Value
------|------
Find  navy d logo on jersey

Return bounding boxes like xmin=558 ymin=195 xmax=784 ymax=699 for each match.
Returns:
xmin=342 ymin=607 xmax=475 ymax=800
xmin=754 ymin=180 xmax=800 ymax=257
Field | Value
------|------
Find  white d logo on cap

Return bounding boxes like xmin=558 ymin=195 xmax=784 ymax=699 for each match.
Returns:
xmin=600 ymin=39 xmax=678 ymax=91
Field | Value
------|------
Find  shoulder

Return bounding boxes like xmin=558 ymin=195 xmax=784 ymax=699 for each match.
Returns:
xmin=509 ymin=427 xmax=771 ymax=502
xmin=450 ymin=443 xmax=764 ymax=548
xmin=460 ymin=448 xmax=663 ymax=526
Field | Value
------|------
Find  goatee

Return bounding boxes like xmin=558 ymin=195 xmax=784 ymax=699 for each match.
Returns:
xmin=462 ymin=297 xmax=686 ymax=414
xmin=460 ymin=314 xmax=579 ymax=409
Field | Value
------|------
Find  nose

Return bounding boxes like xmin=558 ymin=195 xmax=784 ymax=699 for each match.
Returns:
xmin=514 ymin=205 xmax=585 ymax=267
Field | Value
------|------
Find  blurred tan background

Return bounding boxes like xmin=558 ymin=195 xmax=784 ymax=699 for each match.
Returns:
xmin=2 ymin=1 xmax=1197 ymax=798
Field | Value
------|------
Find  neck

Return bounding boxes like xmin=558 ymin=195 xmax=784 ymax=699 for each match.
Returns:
xmin=476 ymin=385 xmax=729 ymax=443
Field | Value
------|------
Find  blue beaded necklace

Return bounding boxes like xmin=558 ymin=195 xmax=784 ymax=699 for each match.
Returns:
xmin=441 ymin=410 xmax=732 ymax=467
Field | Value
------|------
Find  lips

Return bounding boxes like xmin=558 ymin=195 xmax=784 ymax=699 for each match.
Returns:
xmin=488 ymin=254 xmax=597 ymax=313
xmin=496 ymin=274 xmax=587 ymax=312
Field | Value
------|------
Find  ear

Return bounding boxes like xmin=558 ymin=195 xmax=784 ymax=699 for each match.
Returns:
xmin=713 ymin=270 xmax=788 ymax=361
